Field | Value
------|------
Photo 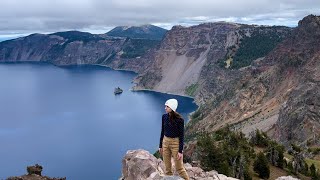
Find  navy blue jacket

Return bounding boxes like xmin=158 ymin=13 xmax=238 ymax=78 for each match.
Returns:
xmin=159 ymin=113 xmax=184 ymax=153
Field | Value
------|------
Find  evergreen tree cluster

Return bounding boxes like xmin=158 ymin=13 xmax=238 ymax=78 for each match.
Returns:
xmin=217 ymin=28 xmax=288 ymax=69
xmin=195 ymin=128 xmax=320 ymax=179
xmin=196 ymin=127 xmax=254 ymax=179
xmin=231 ymin=29 xmax=286 ymax=69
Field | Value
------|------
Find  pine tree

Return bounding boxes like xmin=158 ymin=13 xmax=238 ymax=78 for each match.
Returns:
xmin=253 ymin=152 xmax=270 ymax=179
xmin=197 ymin=133 xmax=230 ymax=175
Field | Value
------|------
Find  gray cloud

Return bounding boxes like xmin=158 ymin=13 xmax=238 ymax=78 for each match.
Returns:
xmin=0 ymin=0 xmax=319 ymax=37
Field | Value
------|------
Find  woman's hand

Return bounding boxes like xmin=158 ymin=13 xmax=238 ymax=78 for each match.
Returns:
xmin=159 ymin=148 xmax=163 ymax=156
xmin=177 ymin=152 xmax=183 ymax=160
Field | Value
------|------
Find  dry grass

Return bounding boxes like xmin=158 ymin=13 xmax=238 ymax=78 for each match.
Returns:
xmin=250 ymin=164 xmax=289 ymax=180
xmin=314 ymin=154 xmax=320 ymax=161
xmin=284 ymin=152 xmax=320 ymax=171
xmin=305 ymin=158 xmax=320 ymax=171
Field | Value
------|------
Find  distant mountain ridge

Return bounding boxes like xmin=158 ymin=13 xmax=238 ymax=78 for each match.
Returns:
xmin=0 ymin=30 xmax=160 ymax=68
xmin=106 ymin=24 xmax=167 ymax=40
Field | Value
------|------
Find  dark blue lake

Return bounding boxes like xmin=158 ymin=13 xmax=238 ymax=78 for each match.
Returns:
xmin=0 ymin=63 xmax=198 ymax=180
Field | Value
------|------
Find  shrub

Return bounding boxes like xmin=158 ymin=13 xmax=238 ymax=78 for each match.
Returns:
xmin=310 ymin=163 xmax=320 ymax=180
xmin=185 ymin=83 xmax=199 ymax=97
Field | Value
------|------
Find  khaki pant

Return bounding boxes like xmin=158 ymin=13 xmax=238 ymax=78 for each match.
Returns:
xmin=162 ymin=136 xmax=190 ymax=180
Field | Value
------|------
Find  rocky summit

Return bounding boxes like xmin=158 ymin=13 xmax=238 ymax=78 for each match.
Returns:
xmin=119 ymin=149 xmax=239 ymax=180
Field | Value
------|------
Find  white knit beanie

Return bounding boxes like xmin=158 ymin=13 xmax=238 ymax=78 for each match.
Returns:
xmin=165 ymin=99 xmax=178 ymax=112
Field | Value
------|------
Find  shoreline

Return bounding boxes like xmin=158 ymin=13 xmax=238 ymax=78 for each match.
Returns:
xmin=92 ymin=63 xmax=139 ymax=74
xmin=130 ymin=88 xmax=196 ymax=100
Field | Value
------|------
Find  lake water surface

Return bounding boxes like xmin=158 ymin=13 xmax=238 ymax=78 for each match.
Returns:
xmin=0 ymin=63 xmax=197 ymax=180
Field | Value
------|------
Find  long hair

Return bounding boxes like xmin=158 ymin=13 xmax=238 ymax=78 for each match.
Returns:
xmin=169 ymin=111 xmax=183 ymax=122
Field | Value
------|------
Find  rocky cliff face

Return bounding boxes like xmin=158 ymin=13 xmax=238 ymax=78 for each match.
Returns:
xmin=132 ymin=22 xmax=290 ymax=100
xmin=271 ymin=15 xmax=320 ymax=146
xmin=133 ymin=22 xmax=237 ymax=96
xmin=0 ymin=31 xmax=120 ymax=65
xmin=186 ymin=15 xmax=320 ymax=147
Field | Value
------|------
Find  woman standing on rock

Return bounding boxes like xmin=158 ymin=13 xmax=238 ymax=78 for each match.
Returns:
xmin=159 ymin=99 xmax=190 ymax=180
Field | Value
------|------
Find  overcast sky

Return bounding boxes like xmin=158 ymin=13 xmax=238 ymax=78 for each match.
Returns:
xmin=0 ymin=0 xmax=319 ymax=39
